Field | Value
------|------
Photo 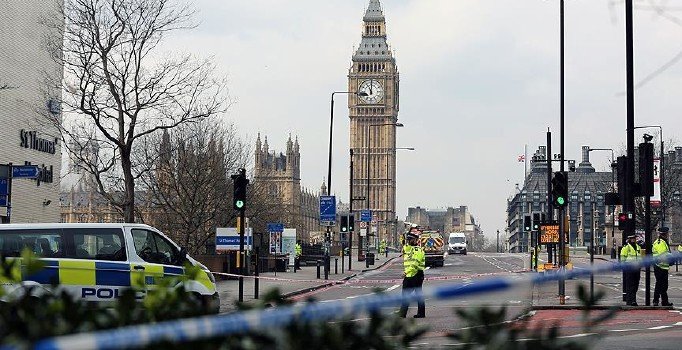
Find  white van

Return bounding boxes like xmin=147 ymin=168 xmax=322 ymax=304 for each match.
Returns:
xmin=448 ymin=232 xmax=467 ymax=255
xmin=0 ymin=223 xmax=219 ymax=313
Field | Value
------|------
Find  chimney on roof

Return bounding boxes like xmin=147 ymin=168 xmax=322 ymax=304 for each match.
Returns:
xmin=676 ymin=147 xmax=682 ymax=163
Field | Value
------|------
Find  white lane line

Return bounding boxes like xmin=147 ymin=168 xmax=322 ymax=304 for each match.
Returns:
xmin=386 ymin=284 xmax=400 ymax=292
xmin=674 ymin=322 xmax=682 ymax=326
xmin=610 ymin=329 xmax=641 ymax=332
xmin=560 ymin=333 xmax=597 ymax=338
xmin=648 ymin=325 xmax=673 ymax=330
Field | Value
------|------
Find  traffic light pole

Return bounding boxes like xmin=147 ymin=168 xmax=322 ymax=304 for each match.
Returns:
xmin=349 ymin=149 xmax=354 ymax=271
xmin=547 ymin=130 xmax=553 ymax=264
xmin=238 ymin=207 xmax=245 ymax=303
xmin=558 ymin=0 xmax=566 ymax=305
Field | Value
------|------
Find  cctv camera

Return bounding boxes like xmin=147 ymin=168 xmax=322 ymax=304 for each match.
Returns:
xmin=643 ymin=133 xmax=653 ymax=142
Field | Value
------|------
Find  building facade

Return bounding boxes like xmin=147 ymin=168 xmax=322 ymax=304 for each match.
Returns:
xmin=506 ymin=146 xmax=613 ymax=253
xmin=254 ymin=134 xmax=323 ymax=243
xmin=0 ymin=1 xmax=63 ymax=223
xmin=406 ymin=206 xmax=483 ymax=247
xmin=348 ymin=0 xmax=400 ymax=244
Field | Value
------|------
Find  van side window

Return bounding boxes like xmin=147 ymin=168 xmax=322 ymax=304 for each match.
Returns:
xmin=64 ymin=228 xmax=126 ymax=261
xmin=131 ymin=229 xmax=180 ymax=266
xmin=0 ymin=230 xmax=62 ymax=258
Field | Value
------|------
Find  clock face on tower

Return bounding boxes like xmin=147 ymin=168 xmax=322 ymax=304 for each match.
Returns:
xmin=358 ymin=79 xmax=384 ymax=104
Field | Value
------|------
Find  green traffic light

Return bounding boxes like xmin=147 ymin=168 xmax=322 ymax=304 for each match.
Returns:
xmin=556 ymin=197 xmax=565 ymax=205
xmin=235 ymin=200 xmax=244 ymax=209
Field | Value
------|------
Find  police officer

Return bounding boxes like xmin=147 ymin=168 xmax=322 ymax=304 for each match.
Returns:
xmin=295 ymin=241 xmax=302 ymax=271
xmin=399 ymin=232 xmax=426 ymax=318
xmin=653 ymin=227 xmax=673 ymax=306
xmin=621 ymin=234 xmax=641 ymax=306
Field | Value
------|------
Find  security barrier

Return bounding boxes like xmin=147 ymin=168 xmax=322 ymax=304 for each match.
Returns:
xmin=7 ymin=252 xmax=682 ymax=350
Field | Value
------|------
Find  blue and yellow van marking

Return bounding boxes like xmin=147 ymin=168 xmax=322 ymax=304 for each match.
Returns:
xmin=95 ymin=262 xmax=131 ymax=287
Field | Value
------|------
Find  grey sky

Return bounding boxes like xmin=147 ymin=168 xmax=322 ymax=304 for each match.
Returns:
xmin=163 ymin=0 xmax=682 ymax=240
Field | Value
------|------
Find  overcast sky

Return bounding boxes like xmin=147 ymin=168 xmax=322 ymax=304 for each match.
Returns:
xmin=163 ymin=0 xmax=682 ymax=240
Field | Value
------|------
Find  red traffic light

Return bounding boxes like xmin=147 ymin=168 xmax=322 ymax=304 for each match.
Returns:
xmin=618 ymin=213 xmax=627 ymax=221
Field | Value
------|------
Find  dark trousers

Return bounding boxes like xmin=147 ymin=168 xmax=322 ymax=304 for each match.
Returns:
xmin=399 ymin=270 xmax=425 ymax=317
xmin=625 ymin=269 xmax=640 ymax=305
xmin=295 ymin=257 xmax=300 ymax=270
xmin=653 ymin=266 xmax=669 ymax=304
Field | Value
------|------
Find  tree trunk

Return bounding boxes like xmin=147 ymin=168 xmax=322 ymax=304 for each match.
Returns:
xmin=121 ymin=148 xmax=136 ymax=223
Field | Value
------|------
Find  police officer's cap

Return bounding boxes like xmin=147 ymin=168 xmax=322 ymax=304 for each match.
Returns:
xmin=658 ymin=227 xmax=670 ymax=234
xmin=407 ymin=232 xmax=419 ymax=240
xmin=627 ymin=234 xmax=637 ymax=239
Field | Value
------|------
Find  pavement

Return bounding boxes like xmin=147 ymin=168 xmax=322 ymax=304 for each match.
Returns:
xmin=215 ymin=251 xmax=401 ymax=313
xmin=532 ymin=251 xmax=682 ymax=308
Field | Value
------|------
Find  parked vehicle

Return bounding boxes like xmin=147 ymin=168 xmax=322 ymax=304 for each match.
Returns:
xmin=448 ymin=232 xmax=467 ymax=255
xmin=0 ymin=223 xmax=219 ymax=313
xmin=414 ymin=229 xmax=445 ymax=267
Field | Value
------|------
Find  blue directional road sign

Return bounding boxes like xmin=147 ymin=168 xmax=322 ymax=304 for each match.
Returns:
xmin=319 ymin=195 xmax=336 ymax=226
xmin=361 ymin=209 xmax=372 ymax=222
xmin=267 ymin=223 xmax=284 ymax=233
xmin=12 ymin=165 xmax=39 ymax=179
xmin=0 ymin=179 xmax=8 ymax=207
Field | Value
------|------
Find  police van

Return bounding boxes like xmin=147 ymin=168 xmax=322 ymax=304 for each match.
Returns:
xmin=0 ymin=223 xmax=219 ymax=313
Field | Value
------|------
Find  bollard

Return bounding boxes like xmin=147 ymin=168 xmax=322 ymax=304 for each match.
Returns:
xmin=317 ymin=260 xmax=321 ymax=279
xmin=335 ymin=258 xmax=338 ymax=275
xmin=254 ymin=254 xmax=259 ymax=300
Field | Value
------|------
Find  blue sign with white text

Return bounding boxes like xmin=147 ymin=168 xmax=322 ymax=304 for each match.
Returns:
xmin=267 ymin=223 xmax=284 ymax=233
xmin=12 ymin=165 xmax=39 ymax=179
xmin=0 ymin=178 xmax=8 ymax=196
xmin=216 ymin=236 xmax=253 ymax=246
xmin=0 ymin=195 xmax=7 ymax=207
xmin=319 ymin=195 xmax=336 ymax=225
xmin=361 ymin=210 xmax=372 ymax=222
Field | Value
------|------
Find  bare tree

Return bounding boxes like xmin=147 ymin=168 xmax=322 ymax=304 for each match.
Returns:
xmin=44 ymin=0 xmax=227 ymax=222
xmin=138 ymin=120 xmax=287 ymax=255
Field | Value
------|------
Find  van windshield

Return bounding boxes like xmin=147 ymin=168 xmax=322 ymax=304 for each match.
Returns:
xmin=449 ymin=236 xmax=465 ymax=244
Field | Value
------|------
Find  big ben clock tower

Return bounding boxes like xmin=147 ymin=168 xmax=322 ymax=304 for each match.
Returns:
xmin=348 ymin=0 xmax=399 ymax=247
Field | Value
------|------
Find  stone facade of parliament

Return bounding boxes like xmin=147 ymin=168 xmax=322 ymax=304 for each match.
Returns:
xmin=254 ymin=134 xmax=324 ymax=244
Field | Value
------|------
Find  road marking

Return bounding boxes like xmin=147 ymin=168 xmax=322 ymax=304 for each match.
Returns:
xmin=648 ymin=325 xmax=673 ymax=330
xmin=386 ymin=284 xmax=400 ymax=292
xmin=610 ymin=329 xmax=641 ymax=332
xmin=560 ymin=333 xmax=597 ymax=338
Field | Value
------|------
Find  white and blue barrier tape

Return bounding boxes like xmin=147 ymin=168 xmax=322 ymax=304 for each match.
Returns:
xmin=7 ymin=252 xmax=682 ymax=350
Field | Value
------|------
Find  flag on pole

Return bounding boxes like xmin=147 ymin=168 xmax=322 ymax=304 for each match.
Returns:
xmin=517 ymin=154 xmax=525 ymax=163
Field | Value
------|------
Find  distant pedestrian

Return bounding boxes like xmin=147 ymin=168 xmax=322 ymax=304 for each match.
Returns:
xmin=653 ymin=227 xmax=673 ymax=306
xmin=295 ymin=241 xmax=302 ymax=271
xmin=621 ymin=234 xmax=641 ymax=306
xmin=399 ymin=231 xmax=426 ymax=318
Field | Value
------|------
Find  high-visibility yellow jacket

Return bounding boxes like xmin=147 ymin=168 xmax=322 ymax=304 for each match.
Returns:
xmin=678 ymin=244 xmax=682 ymax=253
xmin=652 ymin=238 xmax=670 ymax=269
xmin=621 ymin=243 xmax=641 ymax=262
xmin=403 ymin=245 xmax=425 ymax=278
xmin=295 ymin=244 xmax=302 ymax=257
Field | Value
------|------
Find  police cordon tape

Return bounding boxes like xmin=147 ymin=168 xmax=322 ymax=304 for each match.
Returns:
xmin=209 ymin=270 xmax=527 ymax=285
xmin=12 ymin=252 xmax=682 ymax=350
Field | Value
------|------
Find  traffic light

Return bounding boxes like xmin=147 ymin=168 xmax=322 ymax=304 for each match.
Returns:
xmin=639 ymin=141 xmax=654 ymax=197
xmin=617 ymin=156 xmax=627 ymax=203
xmin=231 ymin=168 xmax=249 ymax=210
xmin=348 ymin=215 xmax=355 ymax=232
xmin=532 ymin=213 xmax=540 ymax=231
xmin=617 ymin=212 xmax=627 ymax=230
xmin=524 ymin=215 xmax=532 ymax=231
xmin=551 ymin=171 xmax=568 ymax=208
xmin=340 ymin=215 xmax=349 ymax=232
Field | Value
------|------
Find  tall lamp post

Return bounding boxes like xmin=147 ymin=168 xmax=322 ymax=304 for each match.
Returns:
xmin=327 ymin=91 xmax=367 ymax=278
xmin=587 ymin=147 xmax=615 ymax=255
xmin=366 ymin=122 xmax=403 ymax=255
xmin=385 ymin=147 xmax=414 ymax=249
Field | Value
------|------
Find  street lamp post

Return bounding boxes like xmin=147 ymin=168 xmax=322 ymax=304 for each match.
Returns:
xmin=327 ymin=91 xmax=367 ymax=279
xmin=587 ymin=147 xmax=615 ymax=256
xmin=366 ymin=122 xmax=403 ymax=257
